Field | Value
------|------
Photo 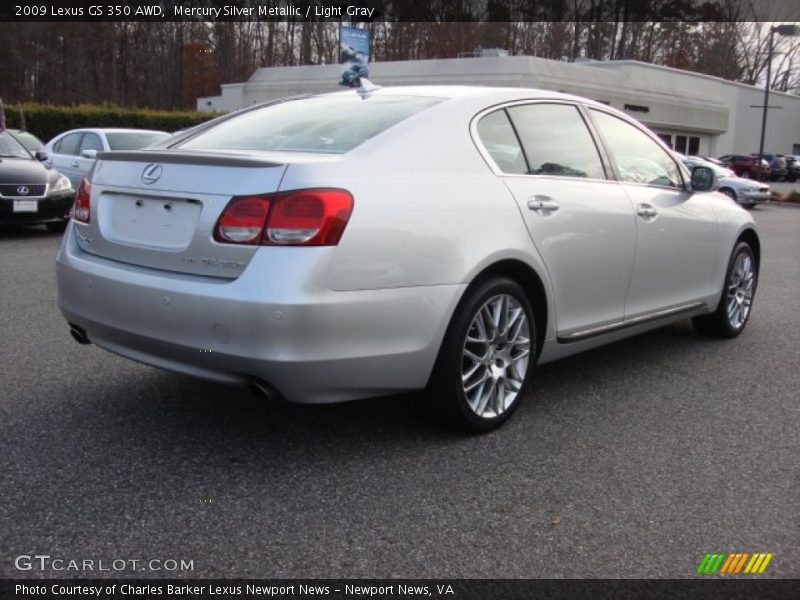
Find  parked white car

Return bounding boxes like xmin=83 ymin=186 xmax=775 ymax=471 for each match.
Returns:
xmin=677 ymin=154 xmax=770 ymax=207
xmin=56 ymin=87 xmax=760 ymax=432
xmin=43 ymin=128 xmax=170 ymax=188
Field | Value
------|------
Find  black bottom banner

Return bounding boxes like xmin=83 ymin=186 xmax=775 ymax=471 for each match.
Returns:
xmin=2 ymin=579 xmax=799 ymax=600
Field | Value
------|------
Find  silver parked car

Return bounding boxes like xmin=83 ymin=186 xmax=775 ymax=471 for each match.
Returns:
xmin=43 ymin=128 xmax=170 ymax=189
xmin=56 ymin=87 xmax=760 ymax=432
xmin=678 ymin=154 xmax=770 ymax=207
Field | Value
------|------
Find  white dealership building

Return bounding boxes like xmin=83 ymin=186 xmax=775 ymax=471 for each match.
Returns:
xmin=198 ymin=54 xmax=800 ymax=157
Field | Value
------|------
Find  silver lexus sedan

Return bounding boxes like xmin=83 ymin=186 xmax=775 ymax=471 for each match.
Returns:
xmin=56 ymin=86 xmax=760 ymax=432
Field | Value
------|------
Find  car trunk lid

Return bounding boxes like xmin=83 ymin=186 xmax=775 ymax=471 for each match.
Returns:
xmin=77 ymin=151 xmax=288 ymax=278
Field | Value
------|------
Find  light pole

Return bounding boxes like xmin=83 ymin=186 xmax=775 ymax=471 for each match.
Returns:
xmin=757 ymin=24 xmax=800 ymax=181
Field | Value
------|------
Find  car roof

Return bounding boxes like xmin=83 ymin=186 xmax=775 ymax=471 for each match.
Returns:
xmin=325 ymin=84 xmax=615 ymax=109
xmin=55 ymin=128 xmax=168 ymax=136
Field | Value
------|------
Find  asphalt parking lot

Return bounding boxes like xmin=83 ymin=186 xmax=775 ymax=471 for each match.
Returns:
xmin=1 ymin=204 xmax=799 ymax=579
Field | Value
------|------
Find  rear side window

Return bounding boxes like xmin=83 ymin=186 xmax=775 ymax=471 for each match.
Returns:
xmin=106 ymin=132 xmax=169 ymax=150
xmin=79 ymin=133 xmax=104 ymax=153
xmin=475 ymin=110 xmax=527 ymax=174
xmin=178 ymin=95 xmax=443 ymax=154
xmin=506 ymin=104 xmax=606 ymax=179
xmin=589 ymin=109 xmax=682 ymax=188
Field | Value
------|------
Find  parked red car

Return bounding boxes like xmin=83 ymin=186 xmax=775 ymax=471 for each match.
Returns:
xmin=718 ymin=154 xmax=771 ymax=180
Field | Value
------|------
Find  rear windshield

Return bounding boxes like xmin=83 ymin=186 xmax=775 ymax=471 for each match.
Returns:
xmin=106 ymin=131 xmax=170 ymax=151
xmin=177 ymin=94 xmax=444 ymax=154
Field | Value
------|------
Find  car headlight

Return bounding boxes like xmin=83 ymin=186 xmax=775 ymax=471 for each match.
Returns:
xmin=50 ymin=174 xmax=73 ymax=193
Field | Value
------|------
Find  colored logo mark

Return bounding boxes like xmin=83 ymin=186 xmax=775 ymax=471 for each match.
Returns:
xmin=697 ymin=552 xmax=774 ymax=574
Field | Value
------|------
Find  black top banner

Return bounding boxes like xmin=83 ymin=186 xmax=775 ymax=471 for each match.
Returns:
xmin=2 ymin=0 xmax=799 ymax=22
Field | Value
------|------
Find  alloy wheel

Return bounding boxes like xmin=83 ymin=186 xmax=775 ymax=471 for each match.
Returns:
xmin=726 ymin=251 xmax=755 ymax=329
xmin=461 ymin=294 xmax=531 ymax=419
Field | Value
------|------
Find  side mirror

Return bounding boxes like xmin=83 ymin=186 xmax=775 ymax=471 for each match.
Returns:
xmin=35 ymin=150 xmax=49 ymax=162
xmin=690 ymin=166 xmax=716 ymax=192
xmin=81 ymin=149 xmax=97 ymax=159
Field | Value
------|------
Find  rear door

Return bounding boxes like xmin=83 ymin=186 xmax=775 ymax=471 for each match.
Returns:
xmin=476 ymin=102 xmax=637 ymax=338
xmin=587 ymin=108 xmax=718 ymax=318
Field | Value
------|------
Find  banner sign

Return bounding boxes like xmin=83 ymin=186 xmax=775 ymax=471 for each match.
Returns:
xmin=339 ymin=25 xmax=370 ymax=87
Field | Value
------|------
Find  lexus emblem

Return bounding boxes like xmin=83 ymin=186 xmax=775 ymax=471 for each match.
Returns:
xmin=141 ymin=163 xmax=163 ymax=184
xmin=16 ymin=186 xmax=30 ymax=196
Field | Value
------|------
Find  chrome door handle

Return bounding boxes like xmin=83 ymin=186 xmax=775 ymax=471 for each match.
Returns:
xmin=527 ymin=196 xmax=560 ymax=214
xmin=636 ymin=204 xmax=658 ymax=219
xmin=71 ymin=161 xmax=80 ymax=167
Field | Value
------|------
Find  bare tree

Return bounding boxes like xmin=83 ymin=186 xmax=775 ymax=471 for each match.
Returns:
xmin=1 ymin=13 xmax=798 ymax=110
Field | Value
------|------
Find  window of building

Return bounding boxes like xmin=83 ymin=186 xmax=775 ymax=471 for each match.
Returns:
xmin=657 ymin=133 xmax=673 ymax=149
xmin=672 ymin=134 xmax=700 ymax=156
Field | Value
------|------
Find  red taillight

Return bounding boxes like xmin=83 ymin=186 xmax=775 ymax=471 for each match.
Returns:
xmin=213 ymin=195 xmax=271 ymax=244
xmin=73 ymin=179 xmax=91 ymax=223
xmin=214 ymin=189 xmax=353 ymax=246
xmin=266 ymin=189 xmax=353 ymax=246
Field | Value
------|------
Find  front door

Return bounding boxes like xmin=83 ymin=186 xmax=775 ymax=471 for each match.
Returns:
xmin=587 ymin=108 xmax=718 ymax=318
xmin=50 ymin=132 xmax=84 ymax=188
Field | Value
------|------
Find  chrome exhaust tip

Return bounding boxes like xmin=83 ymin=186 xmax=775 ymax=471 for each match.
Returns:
xmin=69 ymin=324 xmax=91 ymax=345
xmin=249 ymin=381 xmax=281 ymax=402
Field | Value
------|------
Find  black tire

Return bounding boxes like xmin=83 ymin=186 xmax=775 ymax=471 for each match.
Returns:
xmin=428 ymin=276 xmax=536 ymax=433
xmin=46 ymin=220 xmax=68 ymax=233
xmin=693 ymin=241 xmax=757 ymax=338
xmin=719 ymin=188 xmax=737 ymax=202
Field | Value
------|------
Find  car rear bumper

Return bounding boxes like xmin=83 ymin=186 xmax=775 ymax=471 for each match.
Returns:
xmin=0 ymin=192 xmax=73 ymax=225
xmin=56 ymin=224 xmax=463 ymax=403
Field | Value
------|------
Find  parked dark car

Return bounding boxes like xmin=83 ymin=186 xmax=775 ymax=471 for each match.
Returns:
xmin=782 ymin=155 xmax=799 ymax=182
xmin=751 ymin=153 xmax=787 ymax=181
xmin=0 ymin=130 xmax=74 ymax=232
xmin=718 ymin=154 xmax=771 ymax=180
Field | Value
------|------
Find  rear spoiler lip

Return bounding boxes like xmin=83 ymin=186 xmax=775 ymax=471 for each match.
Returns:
xmin=95 ymin=150 xmax=283 ymax=168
